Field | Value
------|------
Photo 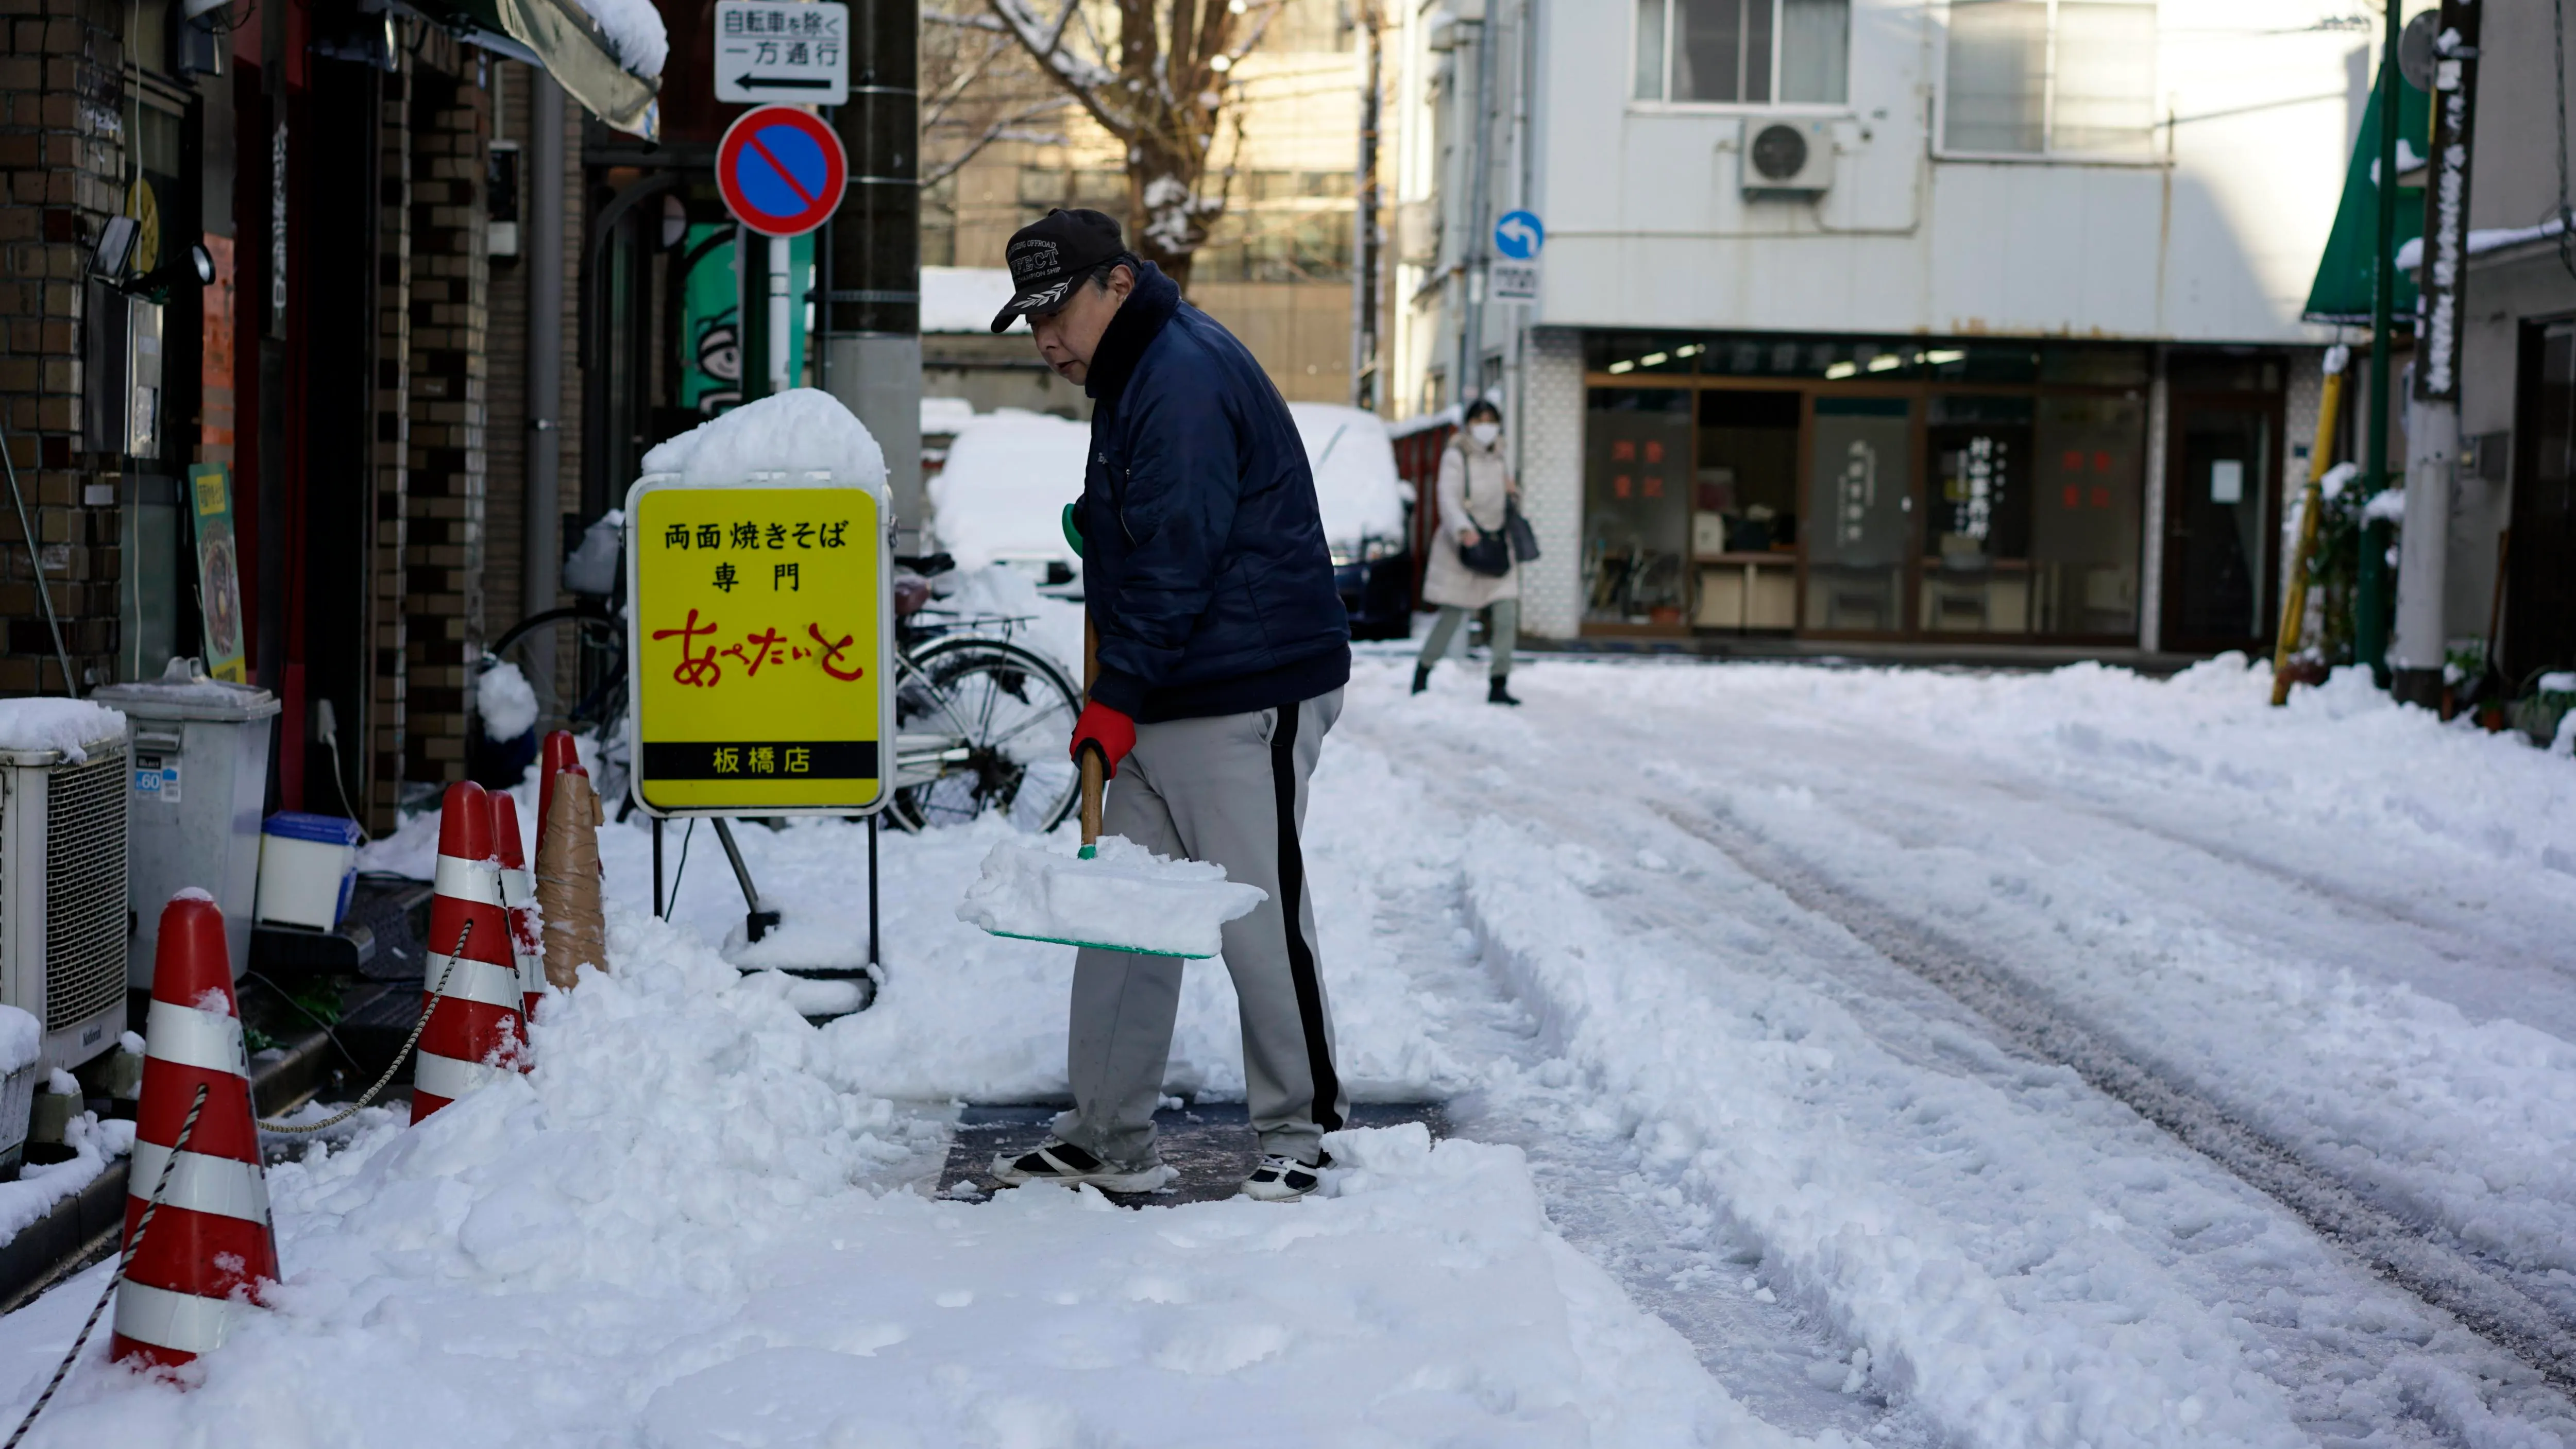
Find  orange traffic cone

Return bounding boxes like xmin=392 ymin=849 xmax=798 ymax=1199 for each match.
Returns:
xmin=491 ymin=791 xmax=544 ymax=1045
xmin=413 ymin=781 xmax=526 ymax=1120
xmin=112 ymin=890 xmax=279 ymax=1370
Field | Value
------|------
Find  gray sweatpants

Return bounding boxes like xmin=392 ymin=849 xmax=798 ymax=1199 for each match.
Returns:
xmin=1416 ymin=599 xmax=1518 ymax=677
xmin=1054 ymin=688 xmax=1348 ymax=1165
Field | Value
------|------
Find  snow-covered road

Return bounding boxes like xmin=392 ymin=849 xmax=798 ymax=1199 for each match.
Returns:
xmin=4 ymin=653 xmax=2573 ymax=1447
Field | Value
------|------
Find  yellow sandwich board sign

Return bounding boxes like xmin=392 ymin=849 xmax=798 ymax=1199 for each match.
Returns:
xmin=625 ymin=479 xmax=892 ymax=815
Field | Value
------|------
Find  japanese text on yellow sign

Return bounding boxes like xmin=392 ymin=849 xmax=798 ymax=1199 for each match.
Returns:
xmin=630 ymin=484 xmax=887 ymax=813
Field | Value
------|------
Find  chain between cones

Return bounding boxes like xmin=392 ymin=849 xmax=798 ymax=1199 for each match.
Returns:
xmin=258 ymin=918 xmax=477 ymax=1136
xmin=5 ymin=1081 xmax=212 ymax=1449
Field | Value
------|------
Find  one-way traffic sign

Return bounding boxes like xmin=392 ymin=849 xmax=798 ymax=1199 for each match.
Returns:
xmin=716 ymin=0 xmax=849 ymax=106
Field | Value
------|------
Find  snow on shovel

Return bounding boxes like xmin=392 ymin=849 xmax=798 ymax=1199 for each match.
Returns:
xmin=956 ymin=620 xmax=1265 ymax=958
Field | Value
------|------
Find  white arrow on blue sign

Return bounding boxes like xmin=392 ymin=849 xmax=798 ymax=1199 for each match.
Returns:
xmin=1494 ymin=210 xmax=1544 ymax=260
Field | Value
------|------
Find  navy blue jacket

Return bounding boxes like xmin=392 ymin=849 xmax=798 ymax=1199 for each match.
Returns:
xmin=1076 ymin=263 xmax=1351 ymax=723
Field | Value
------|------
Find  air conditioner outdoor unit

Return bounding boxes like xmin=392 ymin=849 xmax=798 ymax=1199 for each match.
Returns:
xmin=1 ymin=732 xmax=131 ymax=1070
xmin=1740 ymin=118 xmax=1835 ymax=195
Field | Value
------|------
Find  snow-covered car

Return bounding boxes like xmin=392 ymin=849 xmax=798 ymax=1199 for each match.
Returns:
xmin=1289 ymin=403 xmax=1414 ymax=641
xmin=930 ymin=402 xmax=1414 ymax=635
xmin=924 ymin=408 xmax=1090 ymax=586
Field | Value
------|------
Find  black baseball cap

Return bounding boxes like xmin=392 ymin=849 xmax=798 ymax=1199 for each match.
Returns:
xmin=992 ymin=208 xmax=1130 ymax=333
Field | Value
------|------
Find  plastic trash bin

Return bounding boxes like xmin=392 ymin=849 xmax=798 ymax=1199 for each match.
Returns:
xmin=256 ymin=812 xmax=362 ymax=931
xmin=92 ymin=658 xmax=280 ymax=988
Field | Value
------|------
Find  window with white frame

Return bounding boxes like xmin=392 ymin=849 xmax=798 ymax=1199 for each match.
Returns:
xmin=1633 ymin=0 xmax=1851 ymax=106
xmin=1942 ymin=0 xmax=2157 ymax=156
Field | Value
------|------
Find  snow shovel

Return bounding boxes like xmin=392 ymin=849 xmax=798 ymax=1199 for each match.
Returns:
xmin=954 ymin=619 xmax=1265 ymax=958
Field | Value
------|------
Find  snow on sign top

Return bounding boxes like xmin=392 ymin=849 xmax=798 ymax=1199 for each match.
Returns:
xmin=640 ymin=389 xmax=887 ymax=497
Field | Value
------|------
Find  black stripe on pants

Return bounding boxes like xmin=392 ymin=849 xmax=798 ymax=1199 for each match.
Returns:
xmin=1270 ymin=701 xmax=1344 ymax=1134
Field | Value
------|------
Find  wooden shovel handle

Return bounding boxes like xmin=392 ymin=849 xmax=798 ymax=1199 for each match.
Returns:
xmin=1081 ymin=616 xmax=1103 ymax=850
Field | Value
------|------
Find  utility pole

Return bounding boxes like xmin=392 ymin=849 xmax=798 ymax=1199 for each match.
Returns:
xmin=1455 ymin=0 xmax=1498 ymax=407
xmin=2391 ymin=0 xmax=2481 ymax=708
xmin=1349 ymin=2 xmax=1383 ymax=411
xmin=2355 ymin=0 xmax=2402 ymax=687
xmin=825 ymin=0 xmax=922 ymax=539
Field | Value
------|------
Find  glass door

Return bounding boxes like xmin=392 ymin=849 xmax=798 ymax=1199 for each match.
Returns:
xmin=1805 ymin=396 xmax=1913 ymax=633
xmin=2163 ymin=398 xmax=2278 ymax=651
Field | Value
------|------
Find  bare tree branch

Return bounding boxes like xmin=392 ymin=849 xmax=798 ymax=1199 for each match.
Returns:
xmin=922 ymin=96 xmax=1078 ymax=187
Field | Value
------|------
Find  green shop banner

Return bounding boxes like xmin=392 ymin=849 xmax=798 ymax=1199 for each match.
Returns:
xmin=679 ymin=223 xmax=812 ymax=418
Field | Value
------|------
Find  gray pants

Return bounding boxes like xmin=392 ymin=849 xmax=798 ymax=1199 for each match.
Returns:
xmin=1417 ymin=599 xmax=1518 ymax=677
xmin=1056 ymin=689 xmax=1349 ymax=1165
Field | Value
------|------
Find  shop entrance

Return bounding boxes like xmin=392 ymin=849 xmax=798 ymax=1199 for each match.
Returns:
xmin=2162 ymin=362 xmax=2284 ymax=653
xmin=1806 ymin=397 xmax=1914 ymax=633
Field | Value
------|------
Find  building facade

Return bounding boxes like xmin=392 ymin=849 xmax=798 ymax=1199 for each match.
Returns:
xmin=1387 ymin=0 xmax=2364 ymax=654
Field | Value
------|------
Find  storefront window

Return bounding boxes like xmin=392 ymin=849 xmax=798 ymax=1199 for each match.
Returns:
xmin=1584 ymin=389 xmax=1694 ymax=625
xmin=1578 ymin=334 xmax=2149 ymax=640
xmin=1922 ymin=395 xmax=2034 ymax=633
xmin=2033 ymin=395 xmax=2144 ymax=636
xmin=1806 ymin=397 xmax=1911 ymax=632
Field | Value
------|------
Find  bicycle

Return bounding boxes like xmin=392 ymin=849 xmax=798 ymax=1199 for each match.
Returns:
xmin=480 ymin=552 xmax=1084 ymax=834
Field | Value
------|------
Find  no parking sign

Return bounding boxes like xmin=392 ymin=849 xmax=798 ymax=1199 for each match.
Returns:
xmin=716 ymin=106 xmax=846 ymax=237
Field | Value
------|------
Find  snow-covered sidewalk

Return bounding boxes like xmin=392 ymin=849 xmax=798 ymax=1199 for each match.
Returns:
xmin=3 ymin=653 xmax=2573 ymax=1446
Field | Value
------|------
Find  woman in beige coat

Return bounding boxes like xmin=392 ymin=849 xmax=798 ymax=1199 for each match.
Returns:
xmin=1412 ymin=399 xmax=1521 ymax=705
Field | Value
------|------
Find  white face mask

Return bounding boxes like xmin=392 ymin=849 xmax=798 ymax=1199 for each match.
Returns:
xmin=1469 ymin=422 xmax=1501 ymax=448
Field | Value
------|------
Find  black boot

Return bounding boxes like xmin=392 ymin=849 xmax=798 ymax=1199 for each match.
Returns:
xmin=1411 ymin=663 xmax=1432 ymax=695
xmin=1487 ymin=675 xmax=1521 ymax=707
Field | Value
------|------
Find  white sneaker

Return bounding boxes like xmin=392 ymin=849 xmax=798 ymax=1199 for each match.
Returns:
xmin=1239 ymin=1153 xmax=1323 ymax=1202
xmin=991 ymin=1136 xmax=1175 ymax=1193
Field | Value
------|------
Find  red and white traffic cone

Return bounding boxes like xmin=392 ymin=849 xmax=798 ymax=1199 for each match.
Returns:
xmin=112 ymin=891 xmax=279 ymax=1371
xmin=537 ymin=730 xmax=586 ymax=845
xmin=413 ymin=781 xmax=526 ymax=1121
xmin=491 ymin=791 xmax=544 ymax=1046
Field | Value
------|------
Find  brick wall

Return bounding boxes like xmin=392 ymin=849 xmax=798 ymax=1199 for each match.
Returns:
xmin=0 ymin=0 xmax=126 ymax=695
xmin=402 ymin=51 xmax=488 ymax=784
xmin=370 ymin=63 xmax=411 ymax=823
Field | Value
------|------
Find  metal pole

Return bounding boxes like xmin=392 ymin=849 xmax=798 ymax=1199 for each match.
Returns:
xmin=708 ymin=816 xmax=779 ymax=942
xmin=2391 ymin=0 xmax=2480 ymax=708
xmin=2355 ymin=0 xmax=2402 ymax=687
xmin=524 ymin=71 xmax=567 ymax=694
xmin=866 ymin=812 xmax=879 ymax=968
xmin=1349 ymin=4 xmax=1381 ymax=409
xmin=651 ymin=814 xmax=665 ymax=918
xmin=1456 ymin=5 xmax=1500 ymax=404
xmin=767 ymin=232 xmax=792 ymax=394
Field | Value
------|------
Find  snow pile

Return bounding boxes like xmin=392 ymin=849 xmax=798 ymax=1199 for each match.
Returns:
xmin=0 ymin=1111 xmax=130 ymax=1247
xmin=0 ymin=896 xmax=1771 ymax=1444
xmin=919 ymin=395 xmax=977 ymax=436
xmin=958 ymin=835 xmax=1266 ymax=958
xmin=639 ymin=388 xmax=887 ymax=497
xmin=1289 ymin=402 xmax=1409 ymax=547
xmin=0 ymin=698 xmax=123 ymax=762
xmin=926 ymin=410 xmax=1088 ymax=569
xmin=568 ymin=0 xmax=668 ymax=77
xmin=474 ymin=661 xmax=538 ymax=743
xmin=920 ymin=265 xmax=1026 ymax=333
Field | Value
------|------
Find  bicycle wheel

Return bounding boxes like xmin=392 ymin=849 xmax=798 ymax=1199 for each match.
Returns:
xmin=484 ymin=606 xmax=632 ymax=808
xmin=890 ymin=638 xmax=1081 ymax=833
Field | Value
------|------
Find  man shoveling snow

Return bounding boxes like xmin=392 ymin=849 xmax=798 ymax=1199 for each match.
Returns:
xmin=981 ymin=209 xmax=1354 ymax=1202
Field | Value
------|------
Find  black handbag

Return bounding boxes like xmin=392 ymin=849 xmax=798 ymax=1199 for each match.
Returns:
xmin=1459 ymin=526 xmax=1513 ymax=577
xmin=1505 ymin=500 xmax=1541 ymax=562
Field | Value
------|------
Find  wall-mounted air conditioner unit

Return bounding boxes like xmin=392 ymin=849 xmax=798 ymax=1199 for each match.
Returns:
xmin=1740 ymin=118 xmax=1835 ymax=195
xmin=1 ymin=732 xmax=131 ymax=1070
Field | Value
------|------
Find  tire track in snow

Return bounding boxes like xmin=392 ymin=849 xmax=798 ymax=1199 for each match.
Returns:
xmin=1650 ymin=798 xmax=2576 ymax=1397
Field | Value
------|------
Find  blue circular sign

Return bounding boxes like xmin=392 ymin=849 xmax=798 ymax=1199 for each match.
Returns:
xmin=1494 ymin=210 xmax=1544 ymax=260
xmin=717 ymin=106 xmax=848 ymax=237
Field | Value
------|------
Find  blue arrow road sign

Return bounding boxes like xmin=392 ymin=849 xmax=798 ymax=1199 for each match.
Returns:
xmin=1494 ymin=210 xmax=1544 ymax=260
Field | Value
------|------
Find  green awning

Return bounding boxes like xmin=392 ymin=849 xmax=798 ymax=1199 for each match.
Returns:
xmin=2302 ymin=67 xmax=2428 ymax=325
xmin=422 ymin=0 xmax=660 ymax=140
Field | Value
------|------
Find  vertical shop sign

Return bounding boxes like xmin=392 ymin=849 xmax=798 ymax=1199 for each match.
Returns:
xmin=189 ymin=464 xmax=247 ymax=682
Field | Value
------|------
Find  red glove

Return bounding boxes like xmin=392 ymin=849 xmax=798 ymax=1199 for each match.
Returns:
xmin=1070 ymin=700 xmax=1137 ymax=779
